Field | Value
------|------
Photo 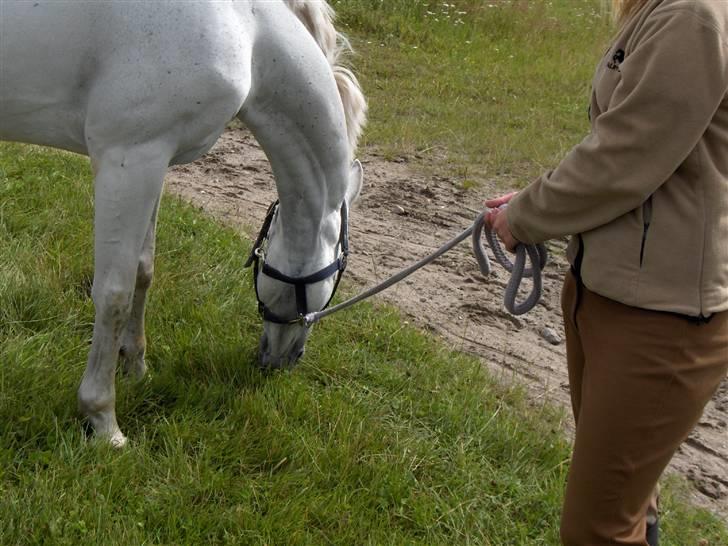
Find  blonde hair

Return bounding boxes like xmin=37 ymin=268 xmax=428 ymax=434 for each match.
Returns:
xmin=611 ymin=0 xmax=649 ymax=26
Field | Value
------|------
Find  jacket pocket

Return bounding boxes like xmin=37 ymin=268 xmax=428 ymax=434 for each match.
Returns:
xmin=639 ymin=196 xmax=653 ymax=267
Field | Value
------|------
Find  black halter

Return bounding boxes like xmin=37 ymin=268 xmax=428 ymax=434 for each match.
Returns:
xmin=244 ymin=200 xmax=349 ymax=325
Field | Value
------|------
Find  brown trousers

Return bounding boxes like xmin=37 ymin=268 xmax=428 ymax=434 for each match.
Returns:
xmin=559 ymin=271 xmax=728 ymax=546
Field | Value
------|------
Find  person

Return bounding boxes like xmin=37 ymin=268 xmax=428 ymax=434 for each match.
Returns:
xmin=484 ymin=0 xmax=728 ymax=544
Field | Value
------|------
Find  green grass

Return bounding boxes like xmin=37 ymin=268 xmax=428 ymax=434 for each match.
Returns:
xmin=333 ymin=0 xmax=614 ymax=183
xmin=0 ymin=144 xmax=567 ymax=545
xmin=1 ymin=1 xmax=727 ymax=543
xmin=1 ymin=144 xmax=726 ymax=544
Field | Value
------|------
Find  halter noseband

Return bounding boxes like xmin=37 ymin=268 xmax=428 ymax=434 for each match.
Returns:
xmin=244 ymin=200 xmax=349 ymax=325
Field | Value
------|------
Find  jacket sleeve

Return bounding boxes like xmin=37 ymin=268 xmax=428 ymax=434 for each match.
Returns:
xmin=506 ymin=6 xmax=728 ymax=244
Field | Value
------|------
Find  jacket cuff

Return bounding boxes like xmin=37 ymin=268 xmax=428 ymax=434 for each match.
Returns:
xmin=505 ymin=193 xmax=538 ymax=244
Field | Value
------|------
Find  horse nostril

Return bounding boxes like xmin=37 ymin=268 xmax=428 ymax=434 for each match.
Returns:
xmin=258 ymin=334 xmax=271 ymax=367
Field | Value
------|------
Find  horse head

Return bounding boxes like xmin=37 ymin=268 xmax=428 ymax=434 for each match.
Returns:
xmin=248 ymin=160 xmax=363 ymax=369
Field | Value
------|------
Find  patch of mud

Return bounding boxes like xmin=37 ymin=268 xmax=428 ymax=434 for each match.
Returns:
xmin=166 ymin=127 xmax=728 ymax=520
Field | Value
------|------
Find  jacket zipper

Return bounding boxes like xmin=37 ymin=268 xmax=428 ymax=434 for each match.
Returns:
xmin=639 ymin=196 xmax=653 ymax=267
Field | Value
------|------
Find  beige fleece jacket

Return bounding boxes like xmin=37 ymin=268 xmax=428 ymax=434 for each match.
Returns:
xmin=507 ymin=0 xmax=728 ymax=316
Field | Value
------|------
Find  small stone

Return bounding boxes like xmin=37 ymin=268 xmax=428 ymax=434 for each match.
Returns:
xmin=394 ymin=205 xmax=407 ymax=215
xmin=540 ymin=327 xmax=562 ymax=345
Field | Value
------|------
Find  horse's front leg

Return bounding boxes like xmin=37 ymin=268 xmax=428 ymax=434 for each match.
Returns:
xmin=78 ymin=145 xmax=169 ymax=446
xmin=119 ymin=198 xmax=160 ymax=380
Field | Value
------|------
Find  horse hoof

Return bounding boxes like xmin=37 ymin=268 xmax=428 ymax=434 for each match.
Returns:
xmin=108 ymin=430 xmax=128 ymax=448
xmin=84 ymin=422 xmax=128 ymax=448
xmin=78 ymin=397 xmax=127 ymax=448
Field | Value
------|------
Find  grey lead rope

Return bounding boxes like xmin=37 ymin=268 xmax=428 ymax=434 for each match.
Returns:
xmin=475 ymin=211 xmax=548 ymax=314
xmin=303 ymin=209 xmax=547 ymax=326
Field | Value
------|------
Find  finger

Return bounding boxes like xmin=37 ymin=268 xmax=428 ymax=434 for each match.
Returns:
xmin=484 ymin=191 xmax=517 ymax=209
xmin=493 ymin=213 xmax=519 ymax=253
xmin=496 ymin=224 xmax=516 ymax=252
xmin=492 ymin=208 xmax=507 ymax=231
xmin=485 ymin=209 xmax=498 ymax=228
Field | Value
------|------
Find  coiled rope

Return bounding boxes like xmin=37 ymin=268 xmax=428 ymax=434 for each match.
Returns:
xmin=302 ymin=209 xmax=547 ymax=326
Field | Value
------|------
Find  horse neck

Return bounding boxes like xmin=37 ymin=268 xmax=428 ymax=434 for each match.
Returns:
xmin=239 ymin=8 xmax=351 ymax=274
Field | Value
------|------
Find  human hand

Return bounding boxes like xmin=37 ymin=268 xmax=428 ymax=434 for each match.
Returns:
xmin=484 ymin=192 xmax=520 ymax=253
xmin=484 ymin=192 xmax=518 ymax=210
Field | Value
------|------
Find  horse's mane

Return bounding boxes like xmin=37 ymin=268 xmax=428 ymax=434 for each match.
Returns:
xmin=283 ymin=0 xmax=367 ymax=156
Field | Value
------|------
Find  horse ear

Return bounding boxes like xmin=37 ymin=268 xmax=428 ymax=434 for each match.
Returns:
xmin=346 ymin=159 xmax=364 ymax=206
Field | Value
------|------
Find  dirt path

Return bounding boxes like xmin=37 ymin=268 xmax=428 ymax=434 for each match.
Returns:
xmin=166 ymin=127 xmax=728 ymax=520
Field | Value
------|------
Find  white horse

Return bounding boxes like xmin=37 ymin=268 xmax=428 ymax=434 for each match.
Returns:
xmin=0 ymin=0 xmax=367 ymax=446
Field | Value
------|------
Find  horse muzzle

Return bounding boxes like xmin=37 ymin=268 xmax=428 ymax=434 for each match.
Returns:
xmin=257 ymin=329 xmax=307 ymax=370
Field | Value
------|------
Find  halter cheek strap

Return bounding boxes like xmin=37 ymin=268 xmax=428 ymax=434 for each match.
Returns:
xmin=246 ymin=200 xmax=350 ymax=325
xmin=244 ymin=200 xmax=279 ymax=269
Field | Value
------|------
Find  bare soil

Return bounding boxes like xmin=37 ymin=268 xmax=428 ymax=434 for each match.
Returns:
xmin=167 ymin=126 xmax=728 ymax=520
